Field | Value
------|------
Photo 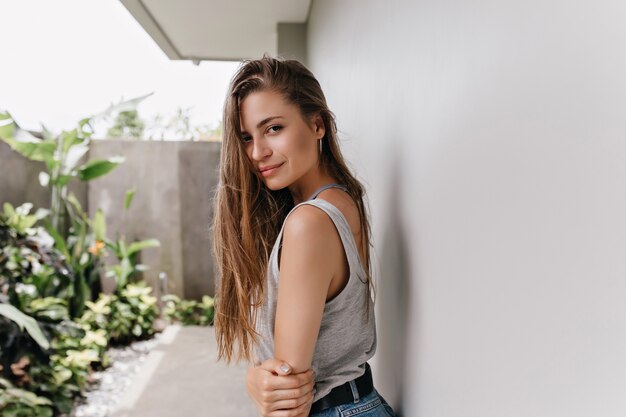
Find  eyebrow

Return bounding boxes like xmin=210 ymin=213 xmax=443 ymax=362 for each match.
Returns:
xmin=241 ymin=116 xmax=284 ymax=134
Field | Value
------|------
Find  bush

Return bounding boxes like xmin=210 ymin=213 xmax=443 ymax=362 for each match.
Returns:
xmin=0 ymin=377 xmax=54 ymax=417
xmin=162 ymin=294 xmax=214 ymax=326
xmin=1 ymin=197 xmax=215 ymax=416
xmin=0 ymin=300 xmax=106 ymax=415
xmin=80 ymin=282 xmax=158 ymax=346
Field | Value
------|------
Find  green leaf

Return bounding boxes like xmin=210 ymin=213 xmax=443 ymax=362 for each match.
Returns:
xmin=53 ymin=367 xmax=73 ymax=385
xmin=29 ymin=297 xmax=69 ymax=322
xmin=104 ymin=239 xmax=119 ymax=255
xmin=124 ymin=187 xmax=136 ymax=210
xmin=127 ymin=239 xmax=160 ymax=256
xmin=119 ymin=239 xmax=128 ymax=258
xmin=66 ymin=191 xmax=85 ymax=215
xmin=0 ymin=110 xmax=16 ymax=139
xmin=2 ymin=202 xmax=47 ymax=234
xmin=201 ymin=295 xmax=214 ymax=308
xmin=0 ymin=303 xmax=50 ymax=350
xmin=54 ymin=174 xmax=73 ymax=187
xmin=42 ymin=218 xmax=69 ymax=258
xmin=107 ymin=249 xmax=134 ymax=291
xmin=4 ymin=387 xmax=53 ymax=408
xmin=3 ymin=201 xmax=16 ymax=218
xmin=59 ymin=128 xmax=78 ymax=153
xmin=19 ymin=215 xmax=38 ymax=230
xmin=78 ymin=117 xmax=92 ymax=129
xmin=1 ymin=135 xmax=56 ymax=162
xmin=78 ymin=156 xmax=125 ymax=181
xmin=119 ymin=258 xmax=132 ymax=289
xmin=72 ymin=221 xmax=87 ymax=260
xmin=93 ymin=209 xmax=106 ymax=241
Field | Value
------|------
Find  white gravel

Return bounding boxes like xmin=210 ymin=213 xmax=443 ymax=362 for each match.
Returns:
xmin=69 ymin=333 xmax=163 ymax=417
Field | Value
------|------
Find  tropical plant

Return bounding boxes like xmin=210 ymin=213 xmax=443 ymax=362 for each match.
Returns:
xmin=0 ymin=203 xmax=107 ymax=414
xmin=0 ymin=114 xmax=120 ymax=237
xmin=21 ymin=320 xmax=99 ymax=414
xmin=1 ymin=293 xmax=108 ymax=415
xmin=0 ymin=303 xmax=50 ymax=351
xmin=80 ymin=282 xmax=158 ymax=345
xmin=0 ymin=203 xmax=77 ymax=316
xmin=104 ymin=188 xmax=160 ymax=291
xmin=0 ymin=93 xmax=152 ymax=237
xmin=0 ymin=377 xmax=54 ymax=417
xmin=45 ymin=192 xmax=108 ymax=317
xmin=162 ymin=294 xmax=214 ymax=326
xmin=1 ymin=202 xmax=50 ymax=236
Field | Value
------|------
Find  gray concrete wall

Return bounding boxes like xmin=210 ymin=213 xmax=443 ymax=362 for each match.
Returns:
xmin=278 ymin=22 xmax=308 ymax=65
xmin=0 ymin=139 xmax=220 ymax=300
xmin=0 ymin=140 xmax=88 ymax=220
xmin=88 ymin=139 xmax=220 ymax=299
xmin=178 ymin=142 xmax=221 ymax=298
xmin=307 ymin=1 xmax=626 ymax=416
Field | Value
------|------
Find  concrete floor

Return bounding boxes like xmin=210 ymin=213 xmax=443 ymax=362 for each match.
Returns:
xmin=108 ymin=324 xmax=258 ymax=417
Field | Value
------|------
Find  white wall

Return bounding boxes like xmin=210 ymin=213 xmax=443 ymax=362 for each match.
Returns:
xmin=307 ymin=1 xmax=626 ymax=416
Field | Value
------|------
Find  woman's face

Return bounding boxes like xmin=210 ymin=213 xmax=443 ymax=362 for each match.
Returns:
xmin=238 ymin=89 xmax=325 ymax=190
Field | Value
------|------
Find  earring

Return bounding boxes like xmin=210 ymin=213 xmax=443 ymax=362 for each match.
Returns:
xmin=319 ymin=138 xmax=323 ymax=155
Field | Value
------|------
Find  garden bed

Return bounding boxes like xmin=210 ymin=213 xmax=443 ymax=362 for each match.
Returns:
xmin=71 ymin=332 xmax=161 ymax=417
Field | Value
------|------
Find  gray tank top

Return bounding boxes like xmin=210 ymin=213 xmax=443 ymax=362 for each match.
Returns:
xmin=253 ymin=183 xmax=377 ymax=403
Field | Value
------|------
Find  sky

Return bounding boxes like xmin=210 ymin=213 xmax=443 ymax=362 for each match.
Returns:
xmin=0 ymin=0 xmax=241 ymax=139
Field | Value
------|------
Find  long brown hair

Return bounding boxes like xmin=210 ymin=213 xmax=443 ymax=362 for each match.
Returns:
xmin=212 ymin=54 xmax=376 ymax=364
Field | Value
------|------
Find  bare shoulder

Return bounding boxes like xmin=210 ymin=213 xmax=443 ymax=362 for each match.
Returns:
xmin=279 ymin=204 xmax=341 ymax=289
xmin=282 ymin=204 xmax=335 ymax=244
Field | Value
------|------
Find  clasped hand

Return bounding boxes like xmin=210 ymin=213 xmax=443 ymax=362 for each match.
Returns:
xmin=246 ymin=358 xmax=316 ymax=417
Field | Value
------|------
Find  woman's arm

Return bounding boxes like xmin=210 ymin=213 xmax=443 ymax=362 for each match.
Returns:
xmin=245 ymin=205 xmax=338 ymax=416
xmin=274 ymin=205 xmax=340 ymax=373
xmin=246 ymin=358 xmax=315 ymax=417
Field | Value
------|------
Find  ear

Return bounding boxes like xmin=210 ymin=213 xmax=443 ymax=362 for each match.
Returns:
xmin=310 ymin=113 xmax=325 ymax=139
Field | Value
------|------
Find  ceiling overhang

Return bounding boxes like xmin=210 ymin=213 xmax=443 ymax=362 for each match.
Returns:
xmin=120 ymin=0 xmax=311 ymax=63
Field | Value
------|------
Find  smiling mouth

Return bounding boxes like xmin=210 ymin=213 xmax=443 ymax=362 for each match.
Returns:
xmin=259 ymin=162 xmax=284 ymax=176
xmin=259 ymin=162 xmax=284 ymax=172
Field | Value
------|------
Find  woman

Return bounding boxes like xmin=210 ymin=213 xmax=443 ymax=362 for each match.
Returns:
xmin=212 ymin=55 xmax=396 ymax=417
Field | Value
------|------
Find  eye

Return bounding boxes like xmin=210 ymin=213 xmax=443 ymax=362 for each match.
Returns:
xmin=267 ymin=125 xmax=282 ymax=134
xmin=241 ymin=134 xmax=252 ymax=143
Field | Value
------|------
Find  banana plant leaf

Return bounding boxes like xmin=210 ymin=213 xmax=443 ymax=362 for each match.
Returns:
xmin=0 ymin=303 xmax=50 ymax=350
xmin=77 ymin=156 xmax=125 ymax=181
xmin=124 ymin=187 xmax=136 ymax=210
xmin=127 ymin=239 xmax=160 ymax=256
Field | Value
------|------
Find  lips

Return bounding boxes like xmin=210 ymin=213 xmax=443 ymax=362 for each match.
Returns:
xmin=259 ymin=162 xmax=284 ymax=172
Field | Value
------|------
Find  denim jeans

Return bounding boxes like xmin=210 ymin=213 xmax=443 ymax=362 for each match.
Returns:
xmin=308 ymin=383 xmax=397 ymax=417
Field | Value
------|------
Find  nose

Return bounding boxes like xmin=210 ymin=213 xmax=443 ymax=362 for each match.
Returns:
xmin=250 ymin=136 xmax=270 ymax=162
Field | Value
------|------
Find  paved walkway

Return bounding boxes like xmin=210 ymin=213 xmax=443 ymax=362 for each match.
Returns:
xmin=109 ymin=324 xmax=257 ymax=417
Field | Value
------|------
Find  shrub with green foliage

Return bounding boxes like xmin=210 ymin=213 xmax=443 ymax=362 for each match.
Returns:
xmin=80 ymin=282 xmax=158 ymax=346
xmin=0 ymin=377 xmax=54 ymax=417
xmin=0 ymin=203 xmax=77 ymax=314
xmin=162 ymin=294 xmax=214 ymax=326
xmin=0 ymin=181 xmax=213 ymax=416
xmin=0 ymin=298 xmax=107 ymax=415
xmin=0 ymin=200 xmax=158 ymax=415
